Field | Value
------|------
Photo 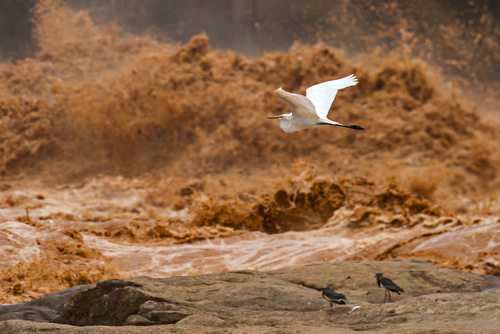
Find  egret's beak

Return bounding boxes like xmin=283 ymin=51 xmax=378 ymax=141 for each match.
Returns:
xmin=269 ymin=88 xmax=285 ymax=119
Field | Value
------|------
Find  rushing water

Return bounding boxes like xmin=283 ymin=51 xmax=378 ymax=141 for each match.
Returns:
xmin=0 ymin=0 xmax=499 ymax=303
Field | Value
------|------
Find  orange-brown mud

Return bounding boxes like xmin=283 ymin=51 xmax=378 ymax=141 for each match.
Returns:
xmin=0 ymin=0 xmax=499 ymax=303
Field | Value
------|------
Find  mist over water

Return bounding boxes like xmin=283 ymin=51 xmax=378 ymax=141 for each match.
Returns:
xmin=0 ymin=0 xmax=499 ymax=303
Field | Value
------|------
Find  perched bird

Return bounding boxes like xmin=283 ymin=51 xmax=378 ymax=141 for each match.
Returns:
xmin=268 ymin=74 xmax=364 ymax=133
xmin=375 ymin=273 xmax=404 ymax=303
xmin=320 ymin=286 xmax=347 ymax=309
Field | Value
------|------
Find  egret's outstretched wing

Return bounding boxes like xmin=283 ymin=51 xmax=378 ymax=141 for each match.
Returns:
xmin=275 ymin=88 xmax=317 ymax=120
xmin=306 ymin=74 xmax=358 ymax=118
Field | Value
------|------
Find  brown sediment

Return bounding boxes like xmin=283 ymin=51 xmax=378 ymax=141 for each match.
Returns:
xmin=0 ymin=0 xmax=499 ymax=304
xmin=0 ymin=98 xmax=54 ymax=174
xmin=191 ymin=179 xmax=346 ymax=234
xmin=0 ymin=257 xmax=119 ymax=304
xmin=0 ymin=1 xmax=498 ymax=190
xmin=318 ymin=0 xmax=500 ymax=84
xmin=0 ymin=232 xmax=119 ymax=304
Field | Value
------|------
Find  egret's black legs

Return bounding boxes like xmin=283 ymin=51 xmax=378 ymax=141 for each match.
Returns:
xmin=317 ymin=122 xmax=365 ymax=130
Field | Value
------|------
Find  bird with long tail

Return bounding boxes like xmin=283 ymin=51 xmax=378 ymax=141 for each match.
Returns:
xmin=269 ymin=74 xmax=364 ymax=133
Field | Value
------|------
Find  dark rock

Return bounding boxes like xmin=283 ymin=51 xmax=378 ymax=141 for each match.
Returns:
xmin=96 ymin=279 xmax=143 ymax=290
xmin=138 ymin=300 xmax=176 ymax=314
xmin=54 ymin=285 xmax=162 ymax=326
xmin=124 ymin=314 xmax=154 ymax=326
xmin=0 ymin=284 xmax=92 ymax=322
xmin=147 ymin=310 xmax=189 ymax=324
xmin=1 ymin=261 xmax=499 ymax=333
xmin=138 ymin=300 xmax=192 ymax=324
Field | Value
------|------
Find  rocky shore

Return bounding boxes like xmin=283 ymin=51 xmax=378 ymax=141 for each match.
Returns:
xmin=1 ymin=260 xmax=499 ymax=333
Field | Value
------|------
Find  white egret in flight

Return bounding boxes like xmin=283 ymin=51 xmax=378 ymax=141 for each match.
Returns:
xmin=268 ymin=74 xmax=364 ymax=133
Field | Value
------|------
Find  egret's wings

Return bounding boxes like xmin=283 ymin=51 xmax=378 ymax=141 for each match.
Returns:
xmin=306 ymin=74 xmax=358 ymax=118
xmin=275 ymin=88 xmax=317 ymax=120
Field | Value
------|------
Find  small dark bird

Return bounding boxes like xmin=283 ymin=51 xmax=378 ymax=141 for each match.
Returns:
xmin=375 ymin=273 xmax=404 ymax=303
xmin=320 ymin=286 xmax=346 ymax=309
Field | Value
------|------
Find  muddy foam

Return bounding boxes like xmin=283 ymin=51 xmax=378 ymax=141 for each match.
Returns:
xmin=0 ymin=0 xmax=499 ymax=303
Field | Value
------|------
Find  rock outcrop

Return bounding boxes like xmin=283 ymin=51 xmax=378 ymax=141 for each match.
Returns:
xmin=1 ymin=260 xmax=499 ymax=333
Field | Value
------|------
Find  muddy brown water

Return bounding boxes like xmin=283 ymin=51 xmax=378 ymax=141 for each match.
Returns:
xmin=0 ymin=0 xmax=499 ymax=304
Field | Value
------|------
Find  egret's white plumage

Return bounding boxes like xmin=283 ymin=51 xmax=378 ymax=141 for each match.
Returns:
xmin=269 ymin=74 xmax=364 ymax=133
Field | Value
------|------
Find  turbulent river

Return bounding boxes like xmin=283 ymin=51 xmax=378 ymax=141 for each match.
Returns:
xmin=0 ymin=0 xmax=499 ymax=303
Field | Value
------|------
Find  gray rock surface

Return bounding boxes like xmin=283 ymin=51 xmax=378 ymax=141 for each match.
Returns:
xmin=1 ymin=260 xmax=499 ymax=333
xmin=0 ymin=284 xmax=93 ymax=322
